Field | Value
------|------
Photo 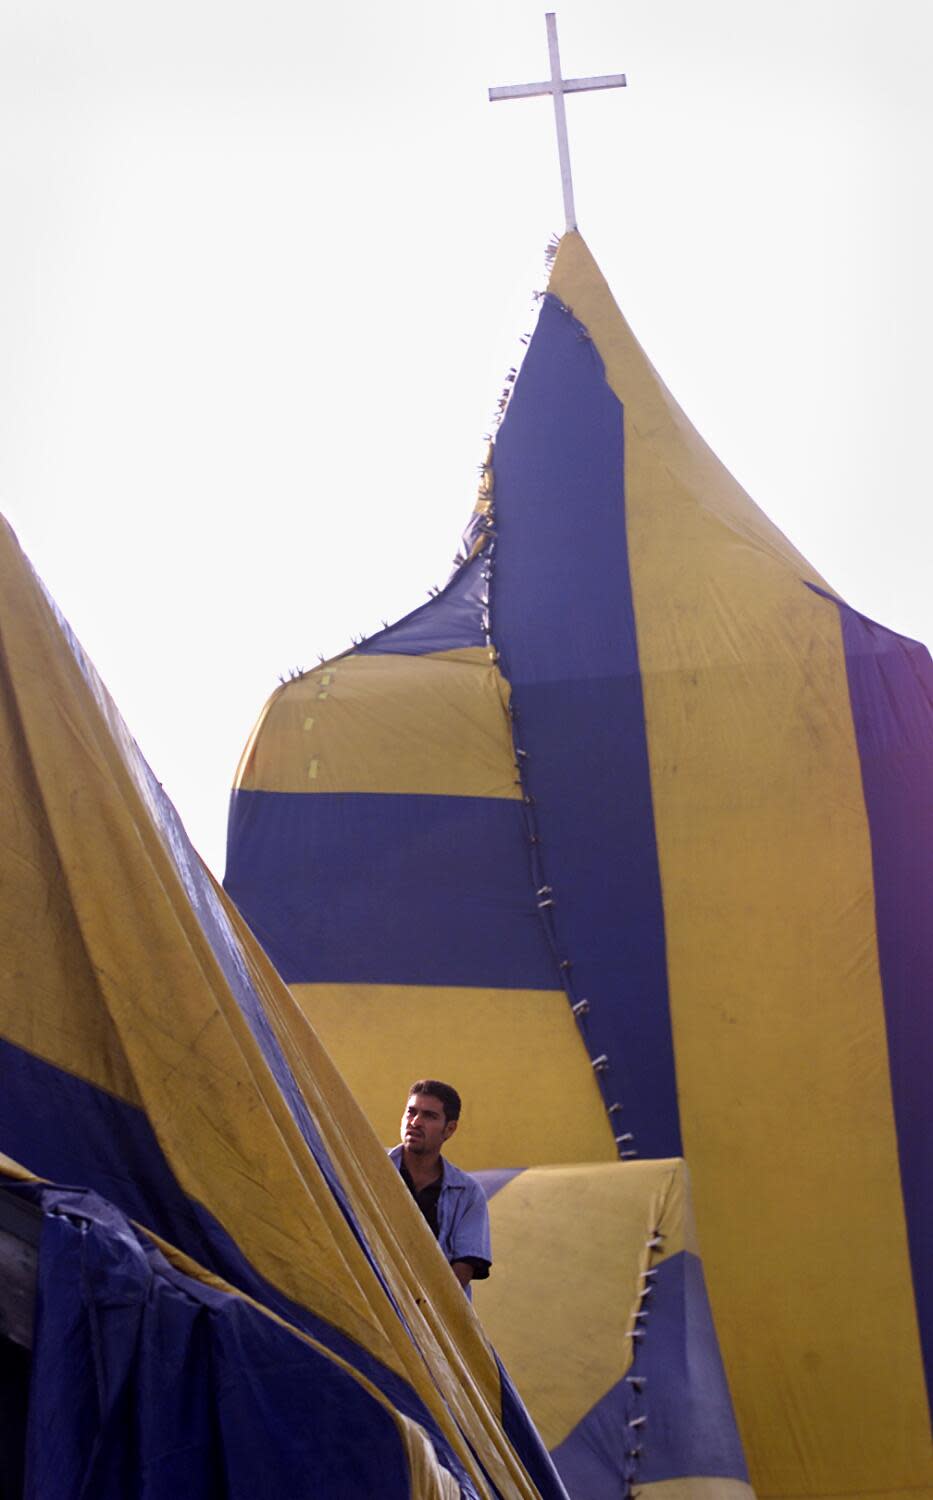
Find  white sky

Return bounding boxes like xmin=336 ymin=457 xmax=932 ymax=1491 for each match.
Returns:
xmin=2 ymin=0 xmax=931 ymax=878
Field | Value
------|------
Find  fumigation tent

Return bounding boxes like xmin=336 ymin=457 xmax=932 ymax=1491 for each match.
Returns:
xmin=226 ymin=233 xmax=933 ymax=1499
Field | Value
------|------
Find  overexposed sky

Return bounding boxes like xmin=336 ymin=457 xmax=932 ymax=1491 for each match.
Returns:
xmin=2 ymin=0 xmax=931 ymax=876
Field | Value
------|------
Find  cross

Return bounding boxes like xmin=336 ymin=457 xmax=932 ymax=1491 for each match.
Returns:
xmin=488 ymin=13 xmax=626 ymax=233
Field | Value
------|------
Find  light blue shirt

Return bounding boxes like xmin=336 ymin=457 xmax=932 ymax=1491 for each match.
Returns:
xmin=388 ymin=1146 xmax=492 ymax=1291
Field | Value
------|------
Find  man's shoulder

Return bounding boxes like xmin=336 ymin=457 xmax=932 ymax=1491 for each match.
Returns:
xmin=387 ymin=1145 xmax=403 ymax=1165
xmin=441 ymin=1159 xmax=485 ymax=1199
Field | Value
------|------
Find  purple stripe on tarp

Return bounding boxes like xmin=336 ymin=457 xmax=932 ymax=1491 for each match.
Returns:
xmin=491 ymin=294 xmax=681 ymax=1159
xmin=10 ymin=1181 xmax=436 ymax=1500
xmin=357 ymin=552 xmax=487 ymax=656
xmin=472 ymin=1168 xmax=526 ymax=1203
xmin=550 ymin=1252 xmax=748 ymax=1495
xmin=817 ymin=584 xmax=933 ymax=1420
xmin=226 ymin=790 xmax=556 ymax=991
xmin=0 ymin=1044 xmax=474 ymax=1481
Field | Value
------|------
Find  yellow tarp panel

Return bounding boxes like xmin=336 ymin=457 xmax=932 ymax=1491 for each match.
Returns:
xmin=237 ymin=648 xmax=520 ymax=799
xmin=475 ymin=1161 xmax=684 ymax=1448
xmin=292 ymin=982 xmax=616 ymax=1169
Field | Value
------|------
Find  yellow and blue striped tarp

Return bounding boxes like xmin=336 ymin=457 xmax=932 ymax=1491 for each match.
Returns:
xmin=226 ymin=234 xmax=933 ymax=1498
xmin=0 ymin=516 xmax=565 ymax=1500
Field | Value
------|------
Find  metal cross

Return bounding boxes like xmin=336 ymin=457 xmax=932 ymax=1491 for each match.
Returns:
xmin=489 ymin=13 xmax=626 ymax=233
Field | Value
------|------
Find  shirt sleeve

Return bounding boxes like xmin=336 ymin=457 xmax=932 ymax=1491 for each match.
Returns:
xmin=452 ymin=1255 xmax=491 ymax=1280
xmin=446 ymin=1179 xmax=492 ymax=1275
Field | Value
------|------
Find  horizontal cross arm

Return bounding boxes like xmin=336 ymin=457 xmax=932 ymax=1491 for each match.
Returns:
xmin=488 ymin=71 xmax=627 ymax=103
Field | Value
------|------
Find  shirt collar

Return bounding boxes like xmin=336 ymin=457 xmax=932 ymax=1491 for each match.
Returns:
xmin=390 ymin=1144 xmax=448 ymax=1187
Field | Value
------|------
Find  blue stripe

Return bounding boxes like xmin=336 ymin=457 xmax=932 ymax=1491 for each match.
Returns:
xmin=550 ymin=1252 xmax=748 ymax=1493
xmin=0 ymin=1035 xmax=205 ymax=1246
xmin=358 ymin=552 xmax=487 ymax=655
xmin=492 ymin=294 xmax=681 ymax=1158
xmin=226 ymin=790 xmax=556 ymax=990
xmin=473 ymin=1168 xmax=525 ymax=1204
xmin=829 ymin=590 xmax=933 ymax=1420
xmin=0 ymin=1040 xmax=478 ymax=1483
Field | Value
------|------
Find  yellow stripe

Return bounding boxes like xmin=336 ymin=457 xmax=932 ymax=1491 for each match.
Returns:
xmin=550 ymin=234 xmax=933 ymax=1493
xmin=0 ymin=651 xmax=140 ymax=1103
xmin=291 ymin=982 xmax=616 ymax=1170
xmin=235 ymin=648 xmax=521 ymax=799
xmin=473 ymin=1159 xmax=686 ymax=1449
xmin=0 ymin=1152 xmax=39 ymax=1183
xmin=549 ymin=234 xmax=830 ymax=591
xmin=641 ymin=1488 xmax=933 ymax=1500
xmin=750 ymin=1494 xmax=933 ymax=1500
xmin=395 ymin=1424 xmax=463 ymax=1500
xmin=637 ymin=1483 xmax=755 ymax=1500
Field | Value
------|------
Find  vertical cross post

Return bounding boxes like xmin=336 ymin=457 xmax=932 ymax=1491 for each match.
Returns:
xmin=546 ymin=13 xmax=578 ymax=233
xmin=489 ymin=12 xmax=627 ymax=233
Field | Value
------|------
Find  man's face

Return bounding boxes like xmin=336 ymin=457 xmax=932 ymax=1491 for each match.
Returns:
xmin=401 ymin=1093 xmax=457 ymax=1156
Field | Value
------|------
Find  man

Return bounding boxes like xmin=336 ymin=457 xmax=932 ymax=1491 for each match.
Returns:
xmin=389 ymin=1080 xmax=491 ymax=1295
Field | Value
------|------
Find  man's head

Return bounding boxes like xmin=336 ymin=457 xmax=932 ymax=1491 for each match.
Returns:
xmin=401 ymin=1080 xmax=461 ymax=1158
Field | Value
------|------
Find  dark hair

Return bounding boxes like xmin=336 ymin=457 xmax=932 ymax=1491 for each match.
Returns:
xmin=408 ymin=1079 xmax=461 ymax=1123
